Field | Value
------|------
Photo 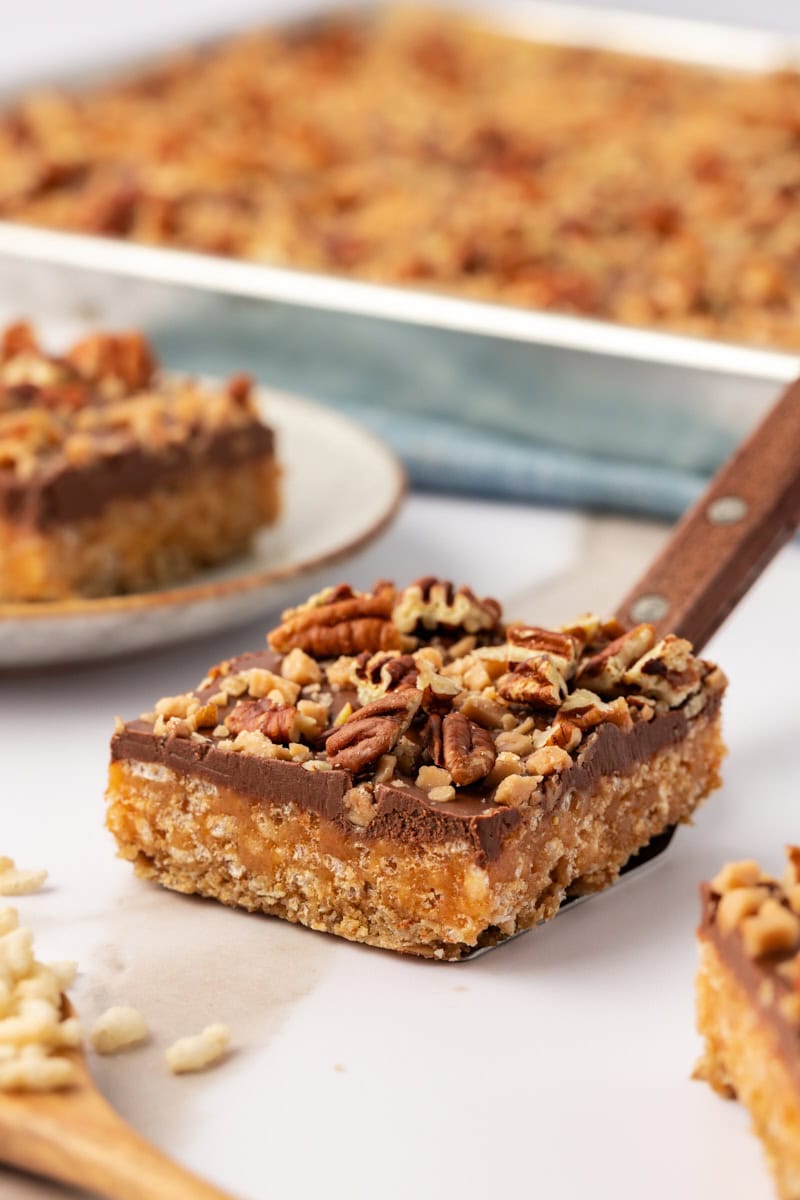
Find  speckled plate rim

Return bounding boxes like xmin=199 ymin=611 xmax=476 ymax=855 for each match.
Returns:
xmin=0 ymin=387 xmax=406 ymax=622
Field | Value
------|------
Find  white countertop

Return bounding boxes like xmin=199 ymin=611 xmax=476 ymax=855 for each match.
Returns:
xmin=4 ymin=494 xmax=797 ymax=1200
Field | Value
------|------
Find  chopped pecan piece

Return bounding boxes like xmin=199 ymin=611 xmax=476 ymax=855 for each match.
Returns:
xmin=496 ymin=655 xmax=567 ymax=709
xmin=343 ymin=785 xmax=377 ymax=828
xmin=225 ymin=698 xmax=301 ymax=743
xmin=422 ymin=712 xmax=444 ymax=766
xmin=575 ymin=623 xmax=656 ymax=696
xmin=622 ymin=634 xmax=702 ymax=706
xmin=716 ymin=887 xmax=769 ymax=935
xmin=560 ymin=613 xmax=603 ymax=647
xmin=442 ymin=711 xmax=496 ymax=786
xmin=525 ymin=745 xmax=572 ymax=776
xmin=392 ymin=577 xmax=501 ymax=635
xmin=268 ymin=581 xmax=402 ymax=657
xmin=326 ymin=689 xmax=422 ymax=772
xmin=534 ymin=719 xmax=582 ymax=753
xmin=741 ymin=900 xmax=800 ymax=959
xmin=354 ymin=651 xmax=419 ymax=703
xmin=506 ymin=625 xmax=581 ymax=677
xmin=558 ymin=689 xmax=632 ymax=730
xmin=65 ymin=331 xmax=157 ymax=392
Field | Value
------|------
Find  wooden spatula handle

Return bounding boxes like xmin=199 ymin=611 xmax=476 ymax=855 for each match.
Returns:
xmin=615 ymin=380 xmax=800 ymax=653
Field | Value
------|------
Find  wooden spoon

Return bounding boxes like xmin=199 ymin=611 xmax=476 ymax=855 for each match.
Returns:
xmin=0 ymin=1000 xmax=235 ymax=1200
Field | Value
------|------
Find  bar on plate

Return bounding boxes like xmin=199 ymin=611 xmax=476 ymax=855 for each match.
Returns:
xmin=106 ymin=579 xmax=727 ymax=959
xmin=0 ymin=323 xmax=280 ymax=600
xmin=696 ymin=852 xmax=800 ymax=1199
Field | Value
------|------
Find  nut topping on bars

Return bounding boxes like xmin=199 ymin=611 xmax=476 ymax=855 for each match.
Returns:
xmin=392 ymin=577 xmax=501 ymax=636
xmin=558 ymin=689 xmax=633 ymax=730
xmin=442 ymin=711 xmax=496 ymax=786
xmin=622 ymin=634 xmax=703 ymax=706
xmin=496 ymin=655 xmax=568 ymax=709
xmin=576 ymin=624 xmax=656 ymax=696
xmin=0 ymin=323 xmax=275 ymax=491
xmin=506 ymin=625 xmax=581 ymax=678
xmin=225 ymin=699 xmax=302 ymax=743
xmin=126 ymin=583 xmax=722 ymax=807
xmin=708 ymin=850 xmax=800 ymax=960
xmin=14 ymin=12 xmax=800 ymax=353
xmin=326 ymin=689 xmax=422 ymax=772
xmin=269 ymin=582 xmax=405 ymax=657
xmin=65 ymin=331 xmax=156 ymax=393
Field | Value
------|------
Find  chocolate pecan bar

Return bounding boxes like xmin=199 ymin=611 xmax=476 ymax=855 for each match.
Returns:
xmin=106 ymin=579 xmax=726 ymax=959
xmin=0 ymin=323 xmax=279 ymax=600
xmin=696 ymin=853 xmax=800 ymax=1199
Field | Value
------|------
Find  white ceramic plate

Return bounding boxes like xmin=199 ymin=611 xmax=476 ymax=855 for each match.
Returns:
xmin=0 ymin=387 xmax=405 ymax=669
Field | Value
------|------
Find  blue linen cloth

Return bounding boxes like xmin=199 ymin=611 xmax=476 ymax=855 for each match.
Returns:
xmin=157 ymin=299 xmax=744 ymax=521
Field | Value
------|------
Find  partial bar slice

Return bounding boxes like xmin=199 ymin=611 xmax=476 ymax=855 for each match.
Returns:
xmin=0 ymin=322 xmax=279 ymax=600
xmin=696 ymin=852 xmax=800 ymax=1199
xmin=106 ymin=578 xmax=727 ymax=959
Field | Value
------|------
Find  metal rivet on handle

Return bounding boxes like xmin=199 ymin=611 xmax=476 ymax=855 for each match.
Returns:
xmin=629 ymin=593 xmax=669 ymax=624
xmin=707 ymin=495 xmax=748 ymax=525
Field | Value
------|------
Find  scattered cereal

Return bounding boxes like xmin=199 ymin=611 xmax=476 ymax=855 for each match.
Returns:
xmin=0 ymin=856 xmax=48 ymax=897
xmin=0 ymin=907 xmax=80 ymax=1091
xmin=91 ymin=1006 xmax=149 ymax=1055
xmin=166 ymin=1024 xmax=230 ymax=1075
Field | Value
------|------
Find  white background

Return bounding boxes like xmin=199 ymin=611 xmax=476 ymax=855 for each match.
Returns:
xmin=2 ymin=2 xmax=799 ymax=1198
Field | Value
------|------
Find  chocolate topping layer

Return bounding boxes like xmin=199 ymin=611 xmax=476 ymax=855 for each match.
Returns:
xmin=699 ymin=884 xmax=800 ymax=1092
xmin=111 ymin=696 xmax=717 ymax=865
xmin=0 ymin=421 xmax=275 ymax=528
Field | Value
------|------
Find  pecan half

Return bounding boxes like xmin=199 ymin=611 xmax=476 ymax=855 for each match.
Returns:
xmin=326 ymin=689 xmax=422 ymax=772
xmin=575 ymin=624 xmax=656 ymax=696
xmin=442 ymin=711 xmax=496 ymax=785
xmin=392 ymin=577 xmax=501 ymax=636
xmin=496 ymin=655 xmax=567 ymax=709
xmin=225 ymin=698 xmax=300 ymax=743
xmin=268 ymin=581 xmax=402 ymax=657
xmin=65 ymin=331 xmax=157 ymax=392
xmin=507 ymin=624 xmax=582 ymax=678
